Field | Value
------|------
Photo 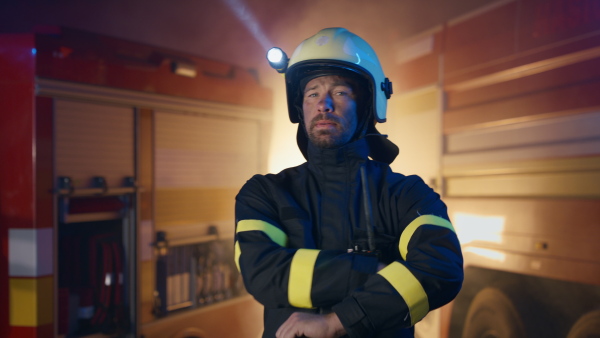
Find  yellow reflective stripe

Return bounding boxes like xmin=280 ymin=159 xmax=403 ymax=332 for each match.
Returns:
xmin=378 ymin=262 xmax=429 ymax=326
xmin=235 ymin=219 xmax=288 ymax=271
xmin=236 ymin=219 xmax=288 ymax=246
xmin=399 ymin=215 xmax=454 ymax=260
xmin=288 ymin=249 xmax=320 ymax=309
xmin=234 ymin=241 xmax=242 ymax=272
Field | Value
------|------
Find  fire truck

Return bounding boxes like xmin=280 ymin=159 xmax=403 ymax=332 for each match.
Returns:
xmin=2 ymin=1 xmax=600 ymax=337
xmin=387 ymin=0 xmax=600 ymax=337
xmin=1 ymin=26 xmax=268 ymax=337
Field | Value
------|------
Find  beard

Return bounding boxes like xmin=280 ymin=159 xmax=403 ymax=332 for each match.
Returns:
xmin=307 ymin=113 xmax=354 ymax=149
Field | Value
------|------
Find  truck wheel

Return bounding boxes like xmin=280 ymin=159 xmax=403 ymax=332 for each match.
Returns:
xmin=567 ymin=310 xmax=600 ymax=338
xmin=461 ymin=287 xmax=527 ymax=338
xmin=171 ymin=327 xmax=207 ymax=338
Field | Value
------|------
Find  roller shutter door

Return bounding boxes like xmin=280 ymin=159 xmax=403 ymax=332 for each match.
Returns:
xmin=55 ymin=99 xmax=135 ymax=190
xmin=154 ymin=110 xmax=260 ymax=235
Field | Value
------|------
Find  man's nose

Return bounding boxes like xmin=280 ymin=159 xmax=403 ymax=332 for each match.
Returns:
xmin=317 ymin=94 xmax=333 ymax=112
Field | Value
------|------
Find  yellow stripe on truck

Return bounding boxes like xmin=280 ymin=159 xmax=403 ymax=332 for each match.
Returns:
xmin=9 ymin=276 xmax=54 ymax=326
xmin=378 ymin=262 xmax=428 ymax=326
xmin=235 ymin=219 xmax=289 ymax=271
xmin=288 ymin=249 xmax=320 ymax=309
xmin=399 ymin=215 xmax=455 ymax=261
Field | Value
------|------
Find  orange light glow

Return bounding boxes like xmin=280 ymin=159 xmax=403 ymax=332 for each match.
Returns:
xmin=463 ymin=247 xmax=506 ymax=262
xmin=451 ymin=212 xmax=505 ymax=245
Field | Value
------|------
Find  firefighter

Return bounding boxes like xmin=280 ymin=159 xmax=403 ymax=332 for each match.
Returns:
xmin=234 ymin=27 xmax=463 ymax=338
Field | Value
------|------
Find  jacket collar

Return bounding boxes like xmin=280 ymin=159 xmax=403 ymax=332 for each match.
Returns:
xmin=296 ymin=123 xmax=399 ymax=165
xmin=306 ymin=137 xmax=370 ymax=169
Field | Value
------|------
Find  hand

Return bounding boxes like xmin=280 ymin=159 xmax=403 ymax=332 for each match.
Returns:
xmin=276 ymin=312 xmax=346 ymax=338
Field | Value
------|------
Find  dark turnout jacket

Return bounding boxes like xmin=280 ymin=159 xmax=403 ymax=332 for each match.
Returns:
xmin=234 ymin=138 xmax=463 ymax=337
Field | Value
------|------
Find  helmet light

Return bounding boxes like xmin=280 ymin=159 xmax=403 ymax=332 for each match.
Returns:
xmin=267 ymin=47 xmax=289 ymax=73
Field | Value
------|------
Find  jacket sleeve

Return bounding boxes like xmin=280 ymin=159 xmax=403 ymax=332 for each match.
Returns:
xmin=235 ymin=175 xmax=379 ymax=309
xmin=333 ymin=176 xmax=464 ymax=337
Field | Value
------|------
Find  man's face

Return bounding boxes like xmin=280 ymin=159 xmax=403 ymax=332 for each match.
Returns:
xmin=302 ymin=75 xmax=358 ymax=149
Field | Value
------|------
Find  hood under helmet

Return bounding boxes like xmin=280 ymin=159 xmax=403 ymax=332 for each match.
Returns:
xmin=279 ymin=27 xmax=398 ymax=164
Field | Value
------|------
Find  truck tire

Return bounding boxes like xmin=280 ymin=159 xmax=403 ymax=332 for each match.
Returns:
xmin=566 ymin=310 xmax=600 ymax=338
xmin=171 ymin=327 xmax=207 ymax=338
xmin=461 ymin=287 xmax=527 ymax=338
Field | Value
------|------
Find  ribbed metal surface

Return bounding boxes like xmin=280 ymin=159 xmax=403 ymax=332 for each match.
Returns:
xmin=55 ymin=99 xmax=134 ymax=189
xmin=443 ymin=109 xmax=600 ymax=197
xmin=154 ymin=111 xmax=260 ymax=228
xmin=155 ymin=111 xmax=259 ymax=188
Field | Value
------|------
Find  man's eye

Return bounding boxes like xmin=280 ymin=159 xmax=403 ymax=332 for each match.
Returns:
xmin=307 ymin=93 xmax=317 ymax=98
xmin=334 ymin=87 xmax=352 ymax=96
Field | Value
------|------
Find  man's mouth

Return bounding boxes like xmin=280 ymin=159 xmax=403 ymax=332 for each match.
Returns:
xmin=312 ymin=118 xmax=339 ymax=130
xmin=315 ymin=121 xmax=336 ymax=127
